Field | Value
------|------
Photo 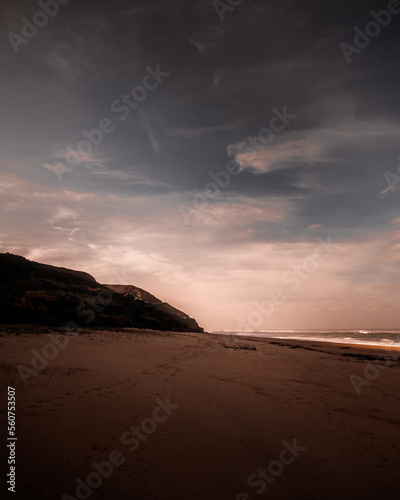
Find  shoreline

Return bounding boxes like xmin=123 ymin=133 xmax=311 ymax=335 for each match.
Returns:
xmin=3 ymin=323 xmax=400 ymax=351
xmin=209 ymin=331 xmax=400 ymax=352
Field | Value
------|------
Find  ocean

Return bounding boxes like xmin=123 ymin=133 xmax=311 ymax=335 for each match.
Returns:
xmin=209 ymin=330 xmax=400 ymax=347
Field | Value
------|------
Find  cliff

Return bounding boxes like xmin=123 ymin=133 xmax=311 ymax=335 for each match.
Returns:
xmin=0 ymin=253 xmax=203 ymax=333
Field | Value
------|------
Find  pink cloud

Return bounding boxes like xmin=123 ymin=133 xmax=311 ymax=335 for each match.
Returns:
xmin=236 ymin=140 xmax=322 ymax=173
xmin=2 ymin=172 xmax=400 ymax=330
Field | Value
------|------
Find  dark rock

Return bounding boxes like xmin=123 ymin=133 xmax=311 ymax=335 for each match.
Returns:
xmin=0 ymin=253 xmax=203 ymax=333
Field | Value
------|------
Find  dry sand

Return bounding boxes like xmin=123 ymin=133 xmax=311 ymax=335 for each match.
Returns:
xmin=1 ymin=328 xmax=400 ymax=500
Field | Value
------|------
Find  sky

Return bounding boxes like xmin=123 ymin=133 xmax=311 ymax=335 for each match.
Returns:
xmin=1 ymin=0 xmax=400 ymax=331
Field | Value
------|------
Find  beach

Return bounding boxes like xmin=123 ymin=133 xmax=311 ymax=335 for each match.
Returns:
xmin=1 ymin=328 xmax=400 ymax=500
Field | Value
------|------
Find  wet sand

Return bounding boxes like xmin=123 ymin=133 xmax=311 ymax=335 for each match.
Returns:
xmin=1 ymin=327 xmax=399 ymax=499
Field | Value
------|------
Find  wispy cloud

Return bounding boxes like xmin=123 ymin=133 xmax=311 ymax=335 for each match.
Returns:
xmin=168 ymin=122 xmax=240 ymax=139
xmin=236 ymin=139 xmax=323 ymax=174
xmin=228 ymin=119 xmax=400 ymax=177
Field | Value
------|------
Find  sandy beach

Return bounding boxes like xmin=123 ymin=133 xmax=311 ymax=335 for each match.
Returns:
xmin=1 ymin=328 xmax=400 ymax=500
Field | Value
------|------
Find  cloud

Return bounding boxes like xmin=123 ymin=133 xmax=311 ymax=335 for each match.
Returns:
xmin=1 ymin=171 xmax=400 ymax=329
xmin=227 ymin=118 xmax=400 ymax=203
xmin=236 ymin=139 xmax=323 ymax=174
